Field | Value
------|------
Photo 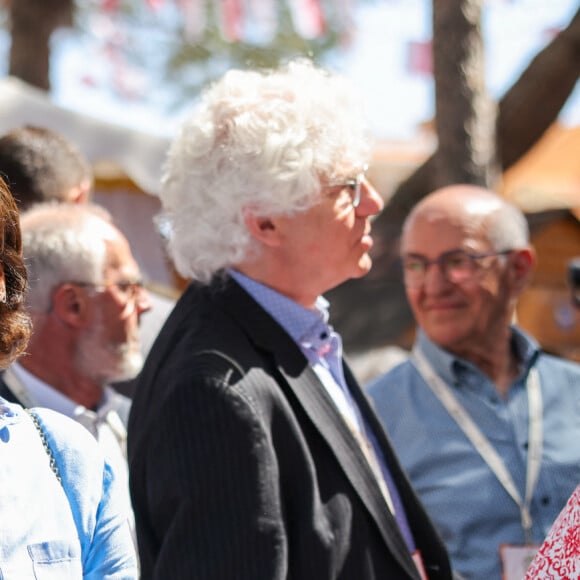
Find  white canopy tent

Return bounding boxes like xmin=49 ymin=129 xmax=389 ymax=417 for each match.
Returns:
xmin=0 ymin=76 xmax=170 ymax=196
xmin=0 ymin=76 xmax=180 ymax=293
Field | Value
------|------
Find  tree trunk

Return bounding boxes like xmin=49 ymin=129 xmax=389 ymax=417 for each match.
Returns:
xmin=432 ymin=0 xmax=498 ymax=186
xmin=8 ymin=0 xmax=73 ymax=90
xmin=498 ymin=5 xmax=580 ymax=168
xmin=328 ymin=4 xmax=580 ymax=354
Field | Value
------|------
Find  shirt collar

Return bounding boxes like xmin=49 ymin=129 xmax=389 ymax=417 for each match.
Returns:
xmin=416 ymin=326 xmax=541 ymax=385
xmin=228 ymin=269 xmax=331 ymax=349
xmin=10 ymin=361 xmax=120 ymax=421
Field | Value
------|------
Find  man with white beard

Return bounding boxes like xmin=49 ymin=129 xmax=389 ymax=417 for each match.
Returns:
xmin=0 ymin=202 xmax=151 ymax=536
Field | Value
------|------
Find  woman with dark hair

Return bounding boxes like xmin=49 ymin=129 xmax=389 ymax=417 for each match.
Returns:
xmin=0 ymin=172 xmax=31 ymax=365
xmin=0 ymin=177 xmax=137 ymax=579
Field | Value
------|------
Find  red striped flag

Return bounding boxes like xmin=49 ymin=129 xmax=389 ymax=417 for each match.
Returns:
xmin=220 ymin=0 xmax=243 ymax=42
xmin=288 ymin=0 xmax=325 ymax=39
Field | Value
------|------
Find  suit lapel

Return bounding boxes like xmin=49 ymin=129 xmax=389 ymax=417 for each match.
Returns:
xmin=278 ymin=364 xmax=419 ymax=577
xmin=218 ymin=278 xmax=420 ymax=578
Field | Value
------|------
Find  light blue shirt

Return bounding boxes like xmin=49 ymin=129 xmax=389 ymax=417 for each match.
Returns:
xmin=367 ymin=328 xmax=580 ymax=580
xmin=229 ymin=270 xmax=351 ymax=415
xmin=0 ymin=398 xmax=137 ymax=579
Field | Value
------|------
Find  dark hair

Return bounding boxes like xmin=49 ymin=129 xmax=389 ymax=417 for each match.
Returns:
xmin=0 ymin=176 xmax=31 ymax=367
xmin=0 ymin=126 xmax=93 ymax=211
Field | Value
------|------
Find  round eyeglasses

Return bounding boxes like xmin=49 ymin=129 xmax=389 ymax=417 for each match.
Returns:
xmin=402 ymin=249 xmax=513 ymax=288
xmin=326 ymin=164 xmax=369 ymax=209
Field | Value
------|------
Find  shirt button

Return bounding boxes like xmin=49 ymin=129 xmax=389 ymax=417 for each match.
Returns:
xmin=541 ymin=496 xmax=550 ymax=505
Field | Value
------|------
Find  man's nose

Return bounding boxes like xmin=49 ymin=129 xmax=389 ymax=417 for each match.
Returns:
xmin=356 ymin=178 xmax=384 ymax=216
xmin=422 ymin=261 xmax=451 ymax=292
xmin=136 ymin=286 xmax=152 ymax=314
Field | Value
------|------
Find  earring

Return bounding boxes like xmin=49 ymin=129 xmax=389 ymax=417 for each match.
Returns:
xmin=0 ymin=291 xmax=6 ymax=304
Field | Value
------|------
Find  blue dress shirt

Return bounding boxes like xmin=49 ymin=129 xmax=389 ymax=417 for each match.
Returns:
xmin=367 ymin=327 xmax=580 ymax=580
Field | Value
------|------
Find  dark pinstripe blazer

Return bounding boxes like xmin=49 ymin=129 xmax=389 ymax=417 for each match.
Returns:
xmin=128 ymin=276 xmax=452 ymax=580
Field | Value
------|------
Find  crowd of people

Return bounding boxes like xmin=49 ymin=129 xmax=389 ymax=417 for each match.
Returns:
xmin=0 ymin=58 xmax=577 ymax=579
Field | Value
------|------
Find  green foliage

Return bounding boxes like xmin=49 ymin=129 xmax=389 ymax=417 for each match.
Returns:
xmin=72 ymin=0 xmax=346 ymax=112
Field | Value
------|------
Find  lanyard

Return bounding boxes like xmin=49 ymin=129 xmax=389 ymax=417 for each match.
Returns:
xmin=412 ymin=347 xmax=543 ymax=543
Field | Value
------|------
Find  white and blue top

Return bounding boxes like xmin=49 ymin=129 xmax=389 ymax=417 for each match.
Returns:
xmin=0 ymin=398 xmax=137 ymax=579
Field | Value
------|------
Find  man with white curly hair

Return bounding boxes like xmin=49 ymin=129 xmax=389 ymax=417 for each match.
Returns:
xmin=128 ymin=59 xmax=452 ymax=580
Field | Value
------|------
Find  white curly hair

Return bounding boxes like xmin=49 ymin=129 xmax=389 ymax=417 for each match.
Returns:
xmin=159 ymin=58 xmax=373 ymax=283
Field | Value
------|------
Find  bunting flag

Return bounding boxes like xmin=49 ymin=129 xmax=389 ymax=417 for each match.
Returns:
xmin=101 ymin=0 xmax=120 ymax=12
xmin=146 ymin=0 xmax=165 ymax=10
xmin=287 ymin=0 xmax=325 ymax=39
xmin=100 ymin=0 xmax=339 ymax=43
xmin=177 ymin=0 xmax=207 ymax=42
xmin=332 ymin=0 xmax=356 ymax=46
xmin=542 ymin=26 xmax=562 ymax=41
xmin=245 ymin=0 xmax=278 ymax=43
xmin=407 ymin=39 xmax=432 ymax=76
xmin=220 ymin=0 xmax=243 ymax=42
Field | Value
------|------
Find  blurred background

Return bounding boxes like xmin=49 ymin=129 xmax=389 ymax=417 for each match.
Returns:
xmin=0 ymin=0 xmax=579 ymax=380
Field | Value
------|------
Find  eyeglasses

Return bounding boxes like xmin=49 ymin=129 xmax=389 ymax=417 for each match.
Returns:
xmin=402 ymin=249 xmax=513 ymax=288
xmin=69 ymin=280 xmax=146 ymax=302
xmin=326 ymin=164 xmax=369 ymax=209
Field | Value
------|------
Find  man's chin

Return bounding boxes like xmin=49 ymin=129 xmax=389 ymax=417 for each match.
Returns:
xmin=352 ymin=255 xmax=373 ymax=279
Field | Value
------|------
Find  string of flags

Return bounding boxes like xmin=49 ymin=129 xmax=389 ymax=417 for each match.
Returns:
xmin=99 ymin=0 xmax=354 ymax=42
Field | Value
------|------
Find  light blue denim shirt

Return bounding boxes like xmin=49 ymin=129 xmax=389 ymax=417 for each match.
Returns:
xmin=367 ymin=327 xmax=580 ymax=580
xmin=0 ymin=398 xmax=138 ymax=579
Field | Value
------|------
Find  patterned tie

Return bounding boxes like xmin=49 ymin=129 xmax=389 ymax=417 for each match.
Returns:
xmin=301 ymin=322 xmax=396 ymax=514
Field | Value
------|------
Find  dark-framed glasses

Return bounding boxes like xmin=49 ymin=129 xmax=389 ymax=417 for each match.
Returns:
xmin=326 ymin=164 xmax=369 ymax=209
xmin=402 ymin=249 xmax=513 ymax=288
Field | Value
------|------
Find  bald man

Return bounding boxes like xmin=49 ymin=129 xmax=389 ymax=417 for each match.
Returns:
xmin=368 ymin=185 xmax=580 ymax=580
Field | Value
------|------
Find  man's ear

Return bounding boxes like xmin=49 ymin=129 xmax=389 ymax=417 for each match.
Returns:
xmin=51 ymin=284 xmax=90 ymax=328
xmin=242 ymin=209 xmax=282 ymax=247
xmin=68 ymin=179 xmax=92 ymax=204
xmin=509 ymin=246 xmax=536 ymax=294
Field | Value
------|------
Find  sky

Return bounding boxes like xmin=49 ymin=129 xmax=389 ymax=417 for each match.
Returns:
xmin=337 ymin=0 xmax=580 ymax=139
xmin=3 ymin=0 xmax=580 ymax=141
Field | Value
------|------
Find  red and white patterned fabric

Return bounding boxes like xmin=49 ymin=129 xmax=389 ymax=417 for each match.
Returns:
xmin=525 ymin=484 xmax=580 ymax=579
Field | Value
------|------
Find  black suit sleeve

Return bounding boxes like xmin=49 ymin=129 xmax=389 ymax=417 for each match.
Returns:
xmin=131 ymin=358 xmax=288 ymax=579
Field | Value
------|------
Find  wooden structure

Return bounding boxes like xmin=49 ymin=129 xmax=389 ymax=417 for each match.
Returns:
xmin=502 ymin=124 xmax=580 ymax=361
